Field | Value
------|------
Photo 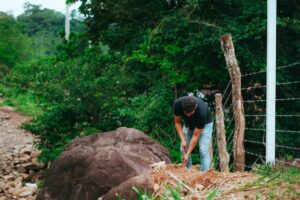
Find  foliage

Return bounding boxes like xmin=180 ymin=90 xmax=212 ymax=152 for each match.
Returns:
xmin=17 ymin=3 xmax=86 ymax=59
xmin=0 ymin=12 xmax=31 ymax=72
xmin=253 ymin=163 xmax=300 ymax=185
xmin=205 ymin=188 xmax=219 ymax=200
xmin=2 ymin=0 xmax=300 ymax=165
xmin=0 ymin=92 xmax=42 ymax=116
xmin=132 ymin=184 xmax=184 ymax=200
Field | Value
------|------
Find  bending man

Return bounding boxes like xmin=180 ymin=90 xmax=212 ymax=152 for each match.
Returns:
xmin=173 ymin=96 xmax=213 ymax=171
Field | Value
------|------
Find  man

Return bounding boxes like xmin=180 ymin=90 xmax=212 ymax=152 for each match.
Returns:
xmin=173 ymin=96 xmax=213 ymax=171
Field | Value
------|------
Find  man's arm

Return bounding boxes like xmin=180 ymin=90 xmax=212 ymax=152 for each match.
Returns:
xmin=183 ymin=127 xmax=203 ymax=166
xmin=174 ymin=115 xmax=186 ymax=153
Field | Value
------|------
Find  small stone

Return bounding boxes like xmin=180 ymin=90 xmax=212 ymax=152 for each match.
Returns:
xmin=153 ymin=184 xmax=160 ymax=192
xmin=18 ymin=190 xmax=33 ymax=197
xmin=19 ymin=173 xmax=29 ymax=180
xmin=17 ymin=165 xmax=26 ymax=173
xmin=12 ymin=171 xmax=19 ymax=177
xmin=30 ymin=151 xmax=40 ymax=159
xmin=195 ymin=184 xmax=204 ymax=191
xmin=3 ymin=175 xmax=14 ymax=182
xmin=15 ymin=187 xmax=36 ymax=197
xmin=8 ymin=182 xmax=16 ymax=188
xmin=22 ymin=163 xmax=41 ymax=171
xmin=19 ymin=155 xmax=31 ymax=164
xmin=13 ymin=158 xmax=20 ymax=163
xmin=8 ymin=187 xmax=15 ymax=194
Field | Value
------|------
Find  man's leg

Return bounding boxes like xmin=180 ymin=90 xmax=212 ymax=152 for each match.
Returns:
xmin=198 ymin=122 xmax=213 ymax=171
xmin=185 ymin=127 xmax=194 ymax=168
xmin=180 ymin=126 xmax=193 ymax=168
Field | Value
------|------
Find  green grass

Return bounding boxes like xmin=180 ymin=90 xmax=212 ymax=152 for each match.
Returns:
xmin=253 ymin=163 xmax=300 ymax=185
xmin=132 ymin=163 xmax=300 ymax=200
xmin=0 ymin=89 xmax=42 ymax=117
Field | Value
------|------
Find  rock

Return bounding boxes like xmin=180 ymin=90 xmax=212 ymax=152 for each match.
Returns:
xmin=102 ymin=175 xmax=153 ymax=200
xmin=30 ymin=151 xmax=40 ymax=159
xmin=15 ymin=187 xmax=37 ymax=197
xmin=25 ymin=183 xmax=37 ymax=190
xmin=17 ymin=165 xmax=26 ymax=173
xmin=153 ymin=184 xmax=160 ymax=192
xmin=13 ymin=159 xmax=20 ymax=166
xmin=8 ymin=181 xmax=16 ymax=188
xmin=19 ymin=173 xmax=29 ymax=180
xmin=3 ymin=175 xmax=14 ymax=182
xmin=21 ymin=163 xmax=41 ymax=171
xmin=8 ymin=186 xmax=15 ymax=194
xmin=20 ymin=149 xmax=32 ymax=156
xmin=18 ymin=190 xmax=33 ymax=197
xmin=37 ymin=127 xmax=171 ymax=200
xmin=0 ymin=181 xmax=8 ymax=190
xmin=26 ymin=171 xmax=44 ymax=182
xmin=19 ymin=155 xmax=31 ymax=163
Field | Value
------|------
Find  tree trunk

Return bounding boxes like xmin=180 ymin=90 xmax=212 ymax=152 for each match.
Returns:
xmin=220 ymin=34 xmax=246 ymax=172
xmin=215 ymin=93 xmax=230 ymax=172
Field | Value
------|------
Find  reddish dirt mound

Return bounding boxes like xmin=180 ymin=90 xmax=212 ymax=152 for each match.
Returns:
xmin=151 ymin=164 xmax=300 ymax=199
xmin=152 ymin=164 xmax=216 ymax=189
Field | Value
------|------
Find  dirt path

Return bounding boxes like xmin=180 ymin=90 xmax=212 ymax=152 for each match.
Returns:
xmin=0 ymin=106 xmax=32 ymax=152
xmin=0 ymin=106 xmax=39 ymax=200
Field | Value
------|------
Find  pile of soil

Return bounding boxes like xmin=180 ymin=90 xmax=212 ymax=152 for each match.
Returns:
xmin=151 ymin=163 xmax=299 ymax=200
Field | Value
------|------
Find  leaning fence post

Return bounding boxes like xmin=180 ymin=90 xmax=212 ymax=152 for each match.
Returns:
xmin=220 ymin=34 xmax=246 ymax=172
xmin=215 ymin=93 xmax=230 ymax=172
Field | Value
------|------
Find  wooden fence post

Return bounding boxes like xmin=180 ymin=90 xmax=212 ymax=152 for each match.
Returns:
xmin=215 ymin=93 xmax=230 ymax=172
xmin=220 ymin=34 xmax=246 ymax=172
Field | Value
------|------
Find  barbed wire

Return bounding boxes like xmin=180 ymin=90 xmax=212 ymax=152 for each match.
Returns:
xmin=245 ymin=128 xmax=300 ymax=134
xmin=223 ymin=91 xmax=232 ymax=108
xmin=222 ymin=67 xmax=300 ymax=106
xmin=225 ymin=118 xmax=234 ymax=131
xmin=243 ymin=139 xmax=300 ymax=151
xmin=222 ymin=62 xmax=300 ymax=172
xmin=243 ymin=97 xmax=300 ymax=103
xmin=243 ymin=150 xmax=265 ymax=159
xmin=240 ymin=62 xmax=300 ymax=78
xmin=224 ymin=103 xmax=233 ymax=120
xmin=245 ymin=114 xmax=300 ymax=117
xmin=222 ymin=80 xmax=231 ymax=100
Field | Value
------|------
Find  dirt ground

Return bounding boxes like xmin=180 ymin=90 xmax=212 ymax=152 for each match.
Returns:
xmin=0 ymin=106 xmax=38 ymax=200
xmin=151 ymin=163 xmax=300 ymax=200
xmin=0 ymin=106 xmax=32 ymax=154
xmin=1 ymin=104 xmax=299 ymax=200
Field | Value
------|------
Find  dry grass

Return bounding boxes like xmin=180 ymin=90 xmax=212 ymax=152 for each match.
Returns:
xmin=150 ymin=163 xmax=300 ymax=200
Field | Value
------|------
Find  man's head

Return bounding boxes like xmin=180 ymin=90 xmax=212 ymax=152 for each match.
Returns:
xmin=182 ymin=96 xmax=197 ymax=116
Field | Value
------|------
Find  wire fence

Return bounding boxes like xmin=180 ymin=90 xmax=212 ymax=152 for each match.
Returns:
xmin=219 ymin=61 xmax=300 ymax=171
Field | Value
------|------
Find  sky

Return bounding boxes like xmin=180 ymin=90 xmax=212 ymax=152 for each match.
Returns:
xmin=0 ymin=0 xmax=80 ymax=16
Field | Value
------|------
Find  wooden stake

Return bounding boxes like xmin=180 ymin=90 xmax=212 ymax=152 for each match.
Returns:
xmin=215 ymin=93 xmax=230 ymax=172
xmin=220 ymin=34 xmax=246 ymax=172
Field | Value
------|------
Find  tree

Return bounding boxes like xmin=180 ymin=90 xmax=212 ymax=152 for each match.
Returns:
xmin=17 ymin=3 xmax=85 ymax=58
xmin=0 ymin=12 xmax=30 ymax=74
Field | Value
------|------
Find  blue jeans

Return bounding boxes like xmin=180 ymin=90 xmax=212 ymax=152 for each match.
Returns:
xmin=182 ymin=122 xmax=213 ymax=171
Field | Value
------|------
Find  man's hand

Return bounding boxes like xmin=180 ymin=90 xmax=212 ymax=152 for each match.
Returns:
xmin=182 ymin=153 xmax=190 ymax=167
xmin=181 ymin=140 xmax=187 ymax=154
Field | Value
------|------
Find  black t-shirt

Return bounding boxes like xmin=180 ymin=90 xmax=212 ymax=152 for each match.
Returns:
xmin=173 ymin=96 xmax=212 ymax=129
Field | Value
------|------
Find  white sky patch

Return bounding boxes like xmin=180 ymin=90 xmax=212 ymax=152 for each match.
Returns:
xmin=0 ymin=0 xmax=80 ymax=16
